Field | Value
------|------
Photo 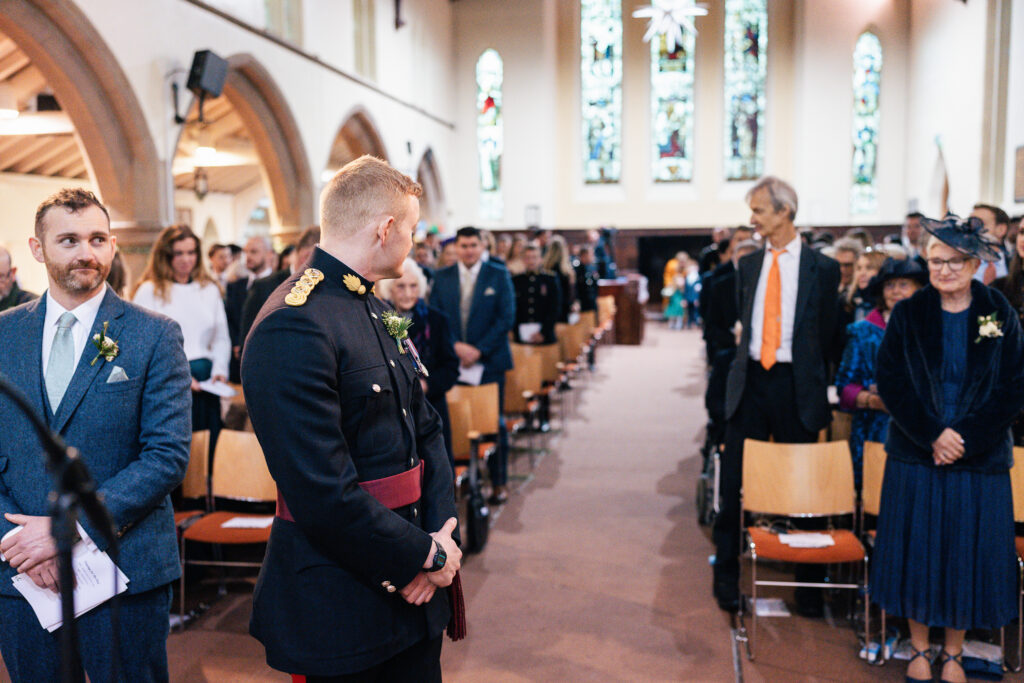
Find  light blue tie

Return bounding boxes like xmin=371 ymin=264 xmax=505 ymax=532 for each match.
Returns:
xmin=45 ymin=312 xmax=77 ymax=412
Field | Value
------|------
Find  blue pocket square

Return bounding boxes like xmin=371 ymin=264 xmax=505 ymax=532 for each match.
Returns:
xmin=106 ymin=366 xmax=129 ymax=383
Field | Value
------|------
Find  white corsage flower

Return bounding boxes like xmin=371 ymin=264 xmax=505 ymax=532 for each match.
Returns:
xmin=975 ymin=313 xmax=1003 ymax=344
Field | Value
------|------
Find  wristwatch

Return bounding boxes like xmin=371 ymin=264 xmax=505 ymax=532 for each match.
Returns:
xmin=425 ymin=540 xmax=447 ymax=572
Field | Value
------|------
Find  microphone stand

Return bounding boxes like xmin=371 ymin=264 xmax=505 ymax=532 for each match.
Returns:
xmin=0 ymin=373 xmax=118 ymax=683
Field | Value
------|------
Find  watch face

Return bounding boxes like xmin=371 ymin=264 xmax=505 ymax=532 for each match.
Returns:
xmin=434 ymin=546 xmax=447 ymax=569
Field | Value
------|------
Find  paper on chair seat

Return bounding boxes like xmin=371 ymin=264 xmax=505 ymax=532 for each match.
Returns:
xmin=457 ymin=363 xmax=485 ymax=386
xmin=220 ymin=516 xmax=274 ymax=529
xmin=197 ymin=379 xmax=237 ymax=398
xmin=518 ymin=323 xmax=542 ymax=341
xmin=778 ymin=533 xmax=835 ymax=548
xmin=6 ymin=525 xmax=128 ymax=632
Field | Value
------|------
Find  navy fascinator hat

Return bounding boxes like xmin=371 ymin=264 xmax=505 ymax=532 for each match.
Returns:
xmin=920 ymin=213 xmax=1004 ymax=262
xmin=866 ymin=257 xmax=928 ymax=299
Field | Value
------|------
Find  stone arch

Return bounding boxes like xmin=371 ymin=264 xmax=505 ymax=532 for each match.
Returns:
xmin=0 ymin=0 xmax=162 ymax=233
xmin=325 ymin=107 xmax=390 ymax=173
xmin=221 ymin=53 xmax=315 ymax=239
xmin=416 ymin=148 xmax=446 ymax=228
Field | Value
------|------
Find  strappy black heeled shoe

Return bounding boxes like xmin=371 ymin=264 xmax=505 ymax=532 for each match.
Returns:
xmin=938 ymin=648 xmax=965 ymax=683
xmin=904 ymin=643 xmax=933 ymax=683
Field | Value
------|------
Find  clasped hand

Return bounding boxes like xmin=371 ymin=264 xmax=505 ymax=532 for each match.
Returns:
xmin=932 ymin=427 xmax=965 ymax=466
xmin=399 ymin=517 xmax=463 ymax=606
xmin=1 ymin=514 xmax=60 ymax=592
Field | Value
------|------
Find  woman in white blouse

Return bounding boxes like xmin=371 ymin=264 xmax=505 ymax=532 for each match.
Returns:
xmin=132 ymin=225 xmax=231 ymax=443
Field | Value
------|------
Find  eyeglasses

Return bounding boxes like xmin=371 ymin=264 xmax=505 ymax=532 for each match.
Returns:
xmin=926 ymin=257 xmax=968 ymax=272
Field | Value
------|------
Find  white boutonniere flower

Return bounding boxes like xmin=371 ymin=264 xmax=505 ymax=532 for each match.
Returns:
xmin=975 ymin=313 xmax=1003 ymax=344
xmin=90 ymin=321 xmax=119 ymax=365
xmin=381 ymin=310 xmax=413 ymax=354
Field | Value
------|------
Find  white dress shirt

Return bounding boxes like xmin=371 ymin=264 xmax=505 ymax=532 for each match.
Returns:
xmin=457 ymin=259 xmax=483 ymax=287
xmin=42 ymin=284 xmax=107 ymax=375
xmin=133 ymin=280 xmax=231 ymax=379
xmin=748 ymin=236 xmax=802 ymax=364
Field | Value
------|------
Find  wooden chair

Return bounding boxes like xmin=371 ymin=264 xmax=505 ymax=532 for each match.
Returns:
xmin=830 ymin=409 xmax=853 ymax=442
xmin=175 ymin=431 xmax=211 ymax=529
xmin=860 ymin=440 xmax=889 ymax=663
xmin=511 ymin=344 xmax=556 ymax=432
xmin=1010 ymin=447 xmax=1024 ymax=671
xmin=740 ymin=439 xmax=868 ymax=660
xmin=504 ymin=354 xmax=544 ymax=454
xmin=447 ymin=397 xmax=473 ymax=490
xmin=178 ymin=429 xmax=276 ymax=622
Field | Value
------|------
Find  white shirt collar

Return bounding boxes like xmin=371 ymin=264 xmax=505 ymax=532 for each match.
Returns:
xmin=458 ymin=259 xmax=483 ymax=279
xmin=44 ymin=283 xmax=107 ymax=332
xmin=764 ymin=235 xmax=802 ymax=259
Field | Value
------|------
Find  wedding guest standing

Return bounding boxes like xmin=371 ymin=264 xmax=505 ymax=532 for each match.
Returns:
xmin=874 ymin=215 xmax=1024 ymax=683
xmin=132 ymin=225 xmax=230 ymax=447
xmin=833 ymin=258 xmax=926 ymax=488
xmin=377 ymin=259 xmax=461 ymax=470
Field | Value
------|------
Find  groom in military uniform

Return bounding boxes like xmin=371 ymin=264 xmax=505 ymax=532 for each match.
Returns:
xmin=242 ymin=156 xmax=462 ymax=682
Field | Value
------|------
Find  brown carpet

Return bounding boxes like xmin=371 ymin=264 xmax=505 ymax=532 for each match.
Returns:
xmin=0 ymin=324 xmax=949 ymax=681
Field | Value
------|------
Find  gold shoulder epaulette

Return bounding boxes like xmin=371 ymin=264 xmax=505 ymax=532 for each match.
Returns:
xmin=285 ymin=268 xmax=325 ymax=306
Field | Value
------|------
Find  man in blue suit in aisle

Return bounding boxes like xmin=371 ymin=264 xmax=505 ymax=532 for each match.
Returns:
xmin=431 ymin=226 xmax=515 ymax=503
xmin=0 ymin=189 xmax=192 ymax=682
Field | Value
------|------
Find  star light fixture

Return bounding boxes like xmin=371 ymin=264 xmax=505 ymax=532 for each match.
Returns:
xmin=633 ymin=0 xmax=708 ymax=52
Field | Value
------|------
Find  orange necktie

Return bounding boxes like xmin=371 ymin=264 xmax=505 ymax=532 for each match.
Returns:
xmin=761 ymin=249 xmax=783 ymax=370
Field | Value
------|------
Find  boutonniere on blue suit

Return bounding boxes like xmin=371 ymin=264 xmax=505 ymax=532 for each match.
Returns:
xmin=90 ymin=321 xmax=119 ymax=366
xmin=484 ymin=287 xmax=495 ymax=296
xmin=975 ymin=313 xmax=1003 ymax=344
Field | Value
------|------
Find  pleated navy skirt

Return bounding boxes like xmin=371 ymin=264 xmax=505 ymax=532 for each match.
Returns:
xmin=869 ymin=458 xmax=1017 ymax=630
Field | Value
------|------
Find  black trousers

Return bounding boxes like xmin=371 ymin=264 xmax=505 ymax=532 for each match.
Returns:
xmin=713 ymin=362 xmax=818 ymax=576
xmin=305 ymin=636 xmax=442 ymax=683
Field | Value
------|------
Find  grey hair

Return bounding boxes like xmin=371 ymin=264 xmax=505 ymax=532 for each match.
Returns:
xmin=833 ymin=237 xmax=863 ymax=258
xmin=924 ymin=235 xmax=978 ymax=262
xmin=746 ymin=176 xmax=798 ymax=221
xmin=376 ymin=258 xmax=429 ymax=302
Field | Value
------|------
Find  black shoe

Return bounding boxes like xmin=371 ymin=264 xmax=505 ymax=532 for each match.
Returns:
xmin=712 ymin=568 xmax=740 ymax=613
xmin=793 ymin=587 xmax=824 ymax=618
xmin=488 ymin=486 xmax=508 ymax=505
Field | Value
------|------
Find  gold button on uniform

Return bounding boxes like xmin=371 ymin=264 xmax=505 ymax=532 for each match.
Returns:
xmin=390 ymin=360 xmax=396 ymax=367
xmin=371 ymin=313 xmax=378 ymax=319
xmin=402 ymin=408 xmax=407 ymax=416
xmin=372 ymin=384 xmax=381 ymax=393
xmin=387 ymin=585 xmax=397 ymax=593
xmin=382 ymin=580 xmax=391 ymax=588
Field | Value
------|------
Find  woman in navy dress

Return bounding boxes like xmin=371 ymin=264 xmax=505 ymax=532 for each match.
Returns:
xmin=873 ymin=215 xmax=1024 ymax=683
xmin=834 ymin=258 xmax=927 ymax=488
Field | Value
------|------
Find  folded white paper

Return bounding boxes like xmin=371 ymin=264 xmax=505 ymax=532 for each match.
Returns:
xmin=198 ymin=379 xmax=237 ymax=398
xmin=457 ymin=363 xmax=485 ymax=386
xmin=518 ymin=323 xmax=542 ymax=341
xmin=4 ymin=524 xmax=128 ymax=632
xmin=753 ymin=597 xmax=791 ymax=617
xmin=220 ymin=516 xmax=274 ymax=529
xmin=778 ymin=533 xmax=835 ymax=548
xmin=568 ymin=312 xmax=581 ymax=325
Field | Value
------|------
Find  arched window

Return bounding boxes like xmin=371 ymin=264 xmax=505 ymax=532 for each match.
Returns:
xmin=476 ymin=49 xmax=503 ymax=220
xmin=723 ymin=0 xmax=767 ymax=181
xmin=581 ymin=0 xmax=622 ymax=184
xmin=851 ymin=31 xmax=882 ymax=215
xmin=651 ymin=31 xmax=695 ymax=182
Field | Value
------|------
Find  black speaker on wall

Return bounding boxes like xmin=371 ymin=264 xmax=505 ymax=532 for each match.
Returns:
xmin=186 ymin=50 xmax=228 ymax=122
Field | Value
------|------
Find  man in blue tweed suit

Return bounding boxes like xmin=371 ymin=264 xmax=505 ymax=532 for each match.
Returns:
xmin=0 ymin=189 xmax=192 ymax=682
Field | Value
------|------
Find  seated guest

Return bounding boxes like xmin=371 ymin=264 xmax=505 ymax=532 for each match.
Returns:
xmin=132 ymin=225 xmax=231 ymax=446
xmin=901 ymin=212 xmax=927 ymax=266
xmin=436 ymin=237 xmax=458 ymax=270
xmin=971 ymin=203 xmax=1011 ymax=284
xmin=494 ymin=233 xmax=512 ymax=263
xmin=0 ymin=246 xmax=38 ymax=311
xmin=874 ymin=214 xmax=1024 ymax=683
xmin=240 ymin=226 xmax=321 ymax=348
xmin=542 ymin=235 xmax=575 ymax=323
xmin=208 ymin=242 xmax=232 ymax=288
xmin=574 ymin=245 xmax=600 ymax=313
xmin=832 ymin=237 xmax=862 ymax=293
xmin=225 ymin=236 xmax=275 ymax=381
xmin=834 ymin=258 xmax=926 ymax=488
xmin=505 ymin=235 xmax=526 ymax=275
xmin=512 ymin=243 xmax=561 ymax=344
xmin=836 ymin=248 xmax=887 ymax=354
xmin=377 ymin=260 xmax=460 ymax=471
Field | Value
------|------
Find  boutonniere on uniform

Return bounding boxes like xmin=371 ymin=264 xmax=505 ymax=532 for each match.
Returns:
xmin=381 ymin=311 xmax=413 ymax=354
xmin=975 ymin=313 xmax=1003 ymax=344
xmin=90 ymin=321 xmax=119 ymax=365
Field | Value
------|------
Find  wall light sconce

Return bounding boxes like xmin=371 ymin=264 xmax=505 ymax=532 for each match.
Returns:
xmin=194 ymin=167 xmax=209 ymax=200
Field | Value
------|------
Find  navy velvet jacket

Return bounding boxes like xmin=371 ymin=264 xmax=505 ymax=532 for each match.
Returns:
xmin=877 ymin=281 xmax=1024 ymax=472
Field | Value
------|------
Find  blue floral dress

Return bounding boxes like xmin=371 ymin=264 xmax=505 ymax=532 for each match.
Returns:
xmin=834 ymin=309 xmax=889 ymax=488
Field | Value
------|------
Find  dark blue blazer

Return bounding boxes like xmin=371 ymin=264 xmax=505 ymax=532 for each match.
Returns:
xmin=877 ymin=281 xmax=1024 ymax=472
xmin=0 ymin=288 xmax=192 ymax=595
xmin=429 ymin=261 xmax=515 ymax=383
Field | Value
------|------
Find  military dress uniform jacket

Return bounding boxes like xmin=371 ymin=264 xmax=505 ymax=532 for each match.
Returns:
xmin=241 ymin=248 xmax=457 ymax=677
xmin=512 ymin=270 xmax=562 ymax=344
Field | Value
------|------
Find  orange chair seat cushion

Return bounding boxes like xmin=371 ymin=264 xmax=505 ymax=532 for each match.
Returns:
xmin=454 ymin=465 xmax=468 ymax=486
xmin=174 ymin=510 xmax=203 ymax=527
xmin=747 ymin=527 xmax=865 ymax=564
xmin=182 ymin=511 xmax=273 ymax=545
xmin=1016 ymin=536 xmax=1024 ymax=560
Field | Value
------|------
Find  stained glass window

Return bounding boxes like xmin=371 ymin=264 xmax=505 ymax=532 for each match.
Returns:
xmin=723 ymin=0 xmax=767 ymax=181
xmin=851 ymin=32 xmax=882 ymax=215
xmin=476 ymin=49 xmax=503 ymax=220
xmin=581 ymin=0 xmax=622 ymax=184
xmin=651 ymin=32 xmax=695 ymax=182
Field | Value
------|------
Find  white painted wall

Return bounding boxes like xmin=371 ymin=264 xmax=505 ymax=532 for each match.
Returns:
xmin=0 ymin=173 xmax=92 ymax=296
xmin=1003 ymin=0 xmax=1024 ymax=216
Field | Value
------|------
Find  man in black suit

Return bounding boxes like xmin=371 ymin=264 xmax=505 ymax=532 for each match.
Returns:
xmin=712 ymin=176 xmax=841 ymax=615
xmin=573 ymin=246 xmax=600 ymax=312
xmin=242 ymin=156 xmax=461 ymax=680
xmin=512 ymin=244 xmax=561 ymax=344
xmin=702 ymin=236 xmax=758 ymax=360
xmin=239 ymin=226 xmax=321 ymax=348
xmin=225 ymin=236 xmax=275 ymax=381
